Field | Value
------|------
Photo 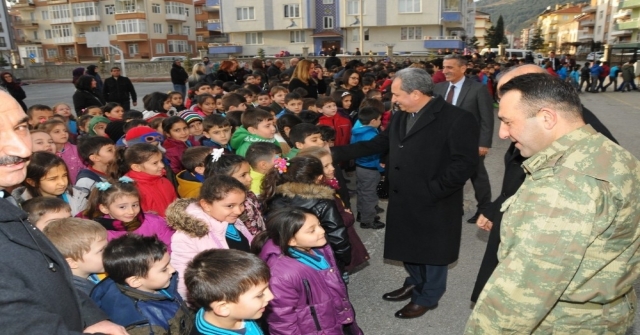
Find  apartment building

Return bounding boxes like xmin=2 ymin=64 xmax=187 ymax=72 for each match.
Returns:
xmin=10 ymin=0 xmax=197 ymax=64
xmin=614 ymin=0 xmax=639 ymax=46
xmin=536 ymin=4 xmax=584 ymax=52
xmin=474 ymin=11 xmax=491 ymax=49
xmin=0 ymin=0 xmax=14 ymax=64
xmin=209 ymin=0 xmax=472 ymax=57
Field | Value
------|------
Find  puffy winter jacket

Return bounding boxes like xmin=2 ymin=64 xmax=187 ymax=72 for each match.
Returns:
xmin=87 ymin=212 xmax=174 ymax=253
xmin=259 ymin=239 xmax=362 ymax=335
xmin=266 ymin=182 xmax=351 ymax=268
xmin=163 ymin=136 xmax=200 ymax=174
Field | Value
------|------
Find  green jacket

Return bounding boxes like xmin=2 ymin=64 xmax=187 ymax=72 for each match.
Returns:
xmin=230 ymin=126 xmax=279 ymax=157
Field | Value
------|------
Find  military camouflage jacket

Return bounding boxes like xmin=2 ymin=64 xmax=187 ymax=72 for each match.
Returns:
xmin=465 ymin=125 xmax=640 ymax=333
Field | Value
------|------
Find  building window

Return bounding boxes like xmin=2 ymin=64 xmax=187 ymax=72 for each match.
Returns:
xmin=346 ymin=0 xmax=359 ymax=15
xmin=185 ymin=8 xmax=189 ymax=16
xmin=364 ymin=28 xmax=369 ymax=41
xmin=45 ymin=29 xmax=52 ymax=39
xmin=156 ymin=43 xmax=165 ymax=53
xmin=168 ymin=40 xmax=188 ymax=53
xmin=50 ymin=5 xmax=71 ymax=20
xmin=289 ymin=30 xmax=305 ymax=43
xmin=152 ymin=4 xmax=161 ymax=13
xmin=284 ymin=4 xmax=300 ymax=18
xmin=165 ymin=2 xmax=186 ymax=15
xmin=47 ymin=48 xmax=58 ymax=58
xmin=323 ymin=0 xmax=334 ymax=3
xmin=33 ymin=31 xmax=39 ymax=40
xmin=128 ymin=44 xmax=138 ymax=55
xmin=182 ymin=26 xmax=190 ymax=35
xmin=52 ymin=24 xmax=72 ymax=37
xmin=196 ymin=21 xmax=203 ymax=28
xmin=42 ymin=11 xmax=49 ymax=20
xmin=351 ymin=28 xmax=358 ymax=42
xmin=599 ymin=11 xmax=603 ymax=19
xmin=72 ymin=3 xmax=96 ymax=17
xmin=90 ymin=26 xmax=100 ymax=32
xmin=245 ymin=32 xmax=263 ymax=44
xmin=399 ymin=0 xmax=421 ymax=13
xmin=197 ymin=35 xmax=203 ymax=41
xmin=597 ymin=25 xmax=601 ymax=34
xmin=443 ymin=0 xmax=460 ymax=12
xmin=323 ymin=16 xmax=334 ymax=29
xmin=400 ymin=26 xmax=422 ymax=40
xmin=116 ymin=19 xmax=147 ymax=34
xmin=168 ymin=24 xmax=175 ymax=34
xmin=195 ymin=6 xmax=202 ymax=14
xmin=153 ymin=23 xmax=163 ymax=33
xmin=64 ymin=47 xmax=75 ymax=57
xmin=105 ymin=4 xmax=115 ymax=15
xmin=92 ymin=47 xmax=103 ymax=56
xmin=107 ymin=25 xmax=117 ymax=34
xmin=236 ymin=7 xmax=255 ymax=20
xmin=0 ymin=37 xmax=5 ymax=48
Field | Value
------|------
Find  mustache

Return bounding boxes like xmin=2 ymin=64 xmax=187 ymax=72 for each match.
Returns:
xmin=0 ymin=156 xmax=28 ymax=165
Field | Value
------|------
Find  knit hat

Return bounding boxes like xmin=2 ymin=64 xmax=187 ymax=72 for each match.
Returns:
xmin=178 ymin=110 xmax=203 ymax=125
xmin=125 ymin=126 xmax=164 ymax=145
xmin=87 ymin=116 xmax=111 ymax=136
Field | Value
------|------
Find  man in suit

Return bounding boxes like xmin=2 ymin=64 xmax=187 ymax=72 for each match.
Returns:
xmin=434 ymin=54 xmax=494 ymax=223
xmin=332 ymin=68 xmax=479 ymax=319
xmin=548 ymin=51 xmax=562 ymax=72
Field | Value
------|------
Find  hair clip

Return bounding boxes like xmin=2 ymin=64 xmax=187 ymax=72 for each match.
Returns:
xmin=118 ymin=176 xmax=134 ymax=183
xmin=274 ymin=157 xmax=289 ymax=174
xmin=211 ymin=148 xmax=224 ymax=163
xmin=95 ymin=181 xmax=112 ymax=191
xmin=341 ymin=91 xmax=351 ymax=98
xmin=81 ymin=108 xmax=87 ymax=113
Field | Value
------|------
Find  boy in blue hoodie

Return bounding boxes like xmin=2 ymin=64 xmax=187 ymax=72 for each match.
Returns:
xmin=351 ymin=107 xmax=385 ymax=230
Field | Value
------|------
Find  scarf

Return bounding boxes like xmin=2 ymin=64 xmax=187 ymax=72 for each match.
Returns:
xmin=125 ymin=170 xmax=177 ymax=217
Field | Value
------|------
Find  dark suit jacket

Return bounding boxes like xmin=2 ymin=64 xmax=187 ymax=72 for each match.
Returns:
xmin=333 ymin=96 xmax=479 ymax=264
xmin=434 ymin=78 xmax=494 ymax=148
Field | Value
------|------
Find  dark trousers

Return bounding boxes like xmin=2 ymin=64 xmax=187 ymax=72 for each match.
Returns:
xmin=119 ymin=100 xmax=131 ymax=111
xmin=403 ymin=263 xmax=448 ymax=307
xmin=579 ymin=77 xmax=590 ymax=91
xmin=603 ymin=77 xmax=618 ymax=90
xmin=470 ymin=217 xmax=501 ymax=302
xmin=471 ymin=156 xmax=491 ymax=212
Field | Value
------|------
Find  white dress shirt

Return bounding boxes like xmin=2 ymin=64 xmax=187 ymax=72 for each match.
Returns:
xmin=445 ymin=76 xmax=466 ymax=106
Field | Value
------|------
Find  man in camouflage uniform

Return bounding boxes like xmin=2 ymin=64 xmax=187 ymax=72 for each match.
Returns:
xmin=465 ymin=73 xmax=640 ymax=334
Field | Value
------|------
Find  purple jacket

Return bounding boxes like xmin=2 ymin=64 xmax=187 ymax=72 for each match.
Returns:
xmin=59 ymin=142 xmax=86 ymax=185
xmin=90 ymin=213 xmax=175 ymax=253
xmin=259 ymin=240 xmax=362 ymax=335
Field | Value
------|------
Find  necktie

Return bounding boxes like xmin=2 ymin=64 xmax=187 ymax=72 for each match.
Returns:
xmin=446 ymin=85 xmax=455 ymax=104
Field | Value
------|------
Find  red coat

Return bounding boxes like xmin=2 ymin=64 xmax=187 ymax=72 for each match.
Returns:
xmin=432 ymin=70 xmax=446 ymax=84
xmin=125 ymin=170 xmax=177 ymax=217
xmin=163 ymin=136 xmax=201 ymax=173
xmin=318 ymin=114 xmax=352 ymax=147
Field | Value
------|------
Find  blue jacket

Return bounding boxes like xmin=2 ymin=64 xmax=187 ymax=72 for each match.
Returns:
xmin=570 ymin=70 xmax=580 ymax=84
xmin=590 ymin=65 xmax=603 ymax=76
xmin=557 ymin=67 xmax=568 ymax=80
xmin=351 ymin=120 xmax=382 ymax=171
xmin=610 ymin=66 xmax=620 ymax=78
xmin=91 ymin=272 xmax=193 ymax=334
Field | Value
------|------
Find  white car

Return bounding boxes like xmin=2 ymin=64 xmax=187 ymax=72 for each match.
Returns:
xmin=586 ymin=52 xmax=604 ymax=61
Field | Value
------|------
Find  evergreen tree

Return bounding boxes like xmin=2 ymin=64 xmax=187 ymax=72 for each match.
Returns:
xmin=469 ymin=36 xmax=480 ymax=49
xmin=485 ymin=25 xmax=496 ymax=48
xmin=528 ymin=27 xmax=545 ymax=51
xmin=493 ymin=15 xmax=506 ymax=47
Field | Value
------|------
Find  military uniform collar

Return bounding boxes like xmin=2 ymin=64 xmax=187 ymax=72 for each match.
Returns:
xmin=522 ymin=124 xmax=596 ymax=175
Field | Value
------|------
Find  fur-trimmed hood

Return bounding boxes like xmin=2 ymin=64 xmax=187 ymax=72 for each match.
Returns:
xmin=165 ymin=198 xmax=209 ymax=238
xmin=275 ymin=182 xmax=335 ymax=200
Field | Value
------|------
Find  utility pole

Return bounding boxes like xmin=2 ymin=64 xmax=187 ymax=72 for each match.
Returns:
xmin=359 ymin=0 xmax=363 ymax=54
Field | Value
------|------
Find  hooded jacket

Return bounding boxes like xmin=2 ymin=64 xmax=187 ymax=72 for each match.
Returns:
xmin=259 ymin=240 xmax=362 ymax=335
xmin=90 ymin=273 xmax=193 ymax=335
xmin=176 ymin=170 xmax=202 ymax=199
xmin=350 ymin=121 xmax=382 ymax=170
xmin=166 ymin=199 xmax=254 ymax=297
xmin=12 ymin=186 xmax=89 ymax=216
xmin=230 ymin=126 xmax=280 ymax=157
xmin=87 ymin=116 xmax=111 ymax=137
xmin=85 ymin=65 xmax=104 ymax=93
xmin=84 ymin=212 xmax=174 ymax=253
xmin=0 ymin=197 xmax=108 ymax=334
xmin=163 ymin=136 xmax=201 ymax=174
xmin=59 ymin=142 xmax=86 ymax=185
xmin=266 ymin=182 xmax=351 ymax=268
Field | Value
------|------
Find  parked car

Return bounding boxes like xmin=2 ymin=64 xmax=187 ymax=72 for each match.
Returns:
xmin=586 ymin=51 xmax=604 ymax=61
xmin=150 ymin=56 xmax=186 ymax=62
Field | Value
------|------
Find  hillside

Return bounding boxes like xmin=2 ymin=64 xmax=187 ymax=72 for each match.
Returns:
xmin=476 ymin=0 xmax=586 ymax=34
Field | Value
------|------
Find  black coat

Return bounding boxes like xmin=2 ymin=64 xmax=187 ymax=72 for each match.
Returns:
xmin=3 ymin=83 xmax=27 ymax=111
xmin=333 ymin=96 xmax=479 ymax=264
xmin=170 ymin=65 xmax=188 ymax=85
xmin=470 ymin=106 xmax=618 ymax=302
xmin=0 ymin=197 xmax=107 ymax=333
xmin=267 ymin=65 xmax=281 ymax=79
xmin=72 ymin=89 xmax=105 ymax=116
xmin=325 ymin=56 xmax=342 ymax=71
xmin=103 ymin=76 xmax=137 ymax=105
xmin=288 ymin=78 xmax=326 ymax=99
xmin=216 ymin=70 xmax=237 ymax=84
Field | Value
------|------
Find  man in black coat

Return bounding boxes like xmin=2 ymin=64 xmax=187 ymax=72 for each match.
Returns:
xmin=332 ymin=68 xmax=479 ymax=319
xmin=103 ymin=66 xmax=137 ymax=111
xmin=0 ymin=91 xmax=127 ymax=335
xmin=470 ymin=64 xmax=618 ymax=302
xmin=267 ymin=60 xmax=284 ymax=79
xmin=170 ymin=60 xmax=189 ymax=98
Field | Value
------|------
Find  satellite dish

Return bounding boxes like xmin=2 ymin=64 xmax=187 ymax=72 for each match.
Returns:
xmin=350 ymin=17 xmax=360 ymax=26
xmin=286 ymin=19 xmax=297 ymax=28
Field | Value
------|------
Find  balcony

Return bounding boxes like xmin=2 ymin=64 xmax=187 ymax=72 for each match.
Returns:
xmin=74 ymin=14 xmax=101 ymax=24
xmin=53 ymin=36 xmax=75 ymax=44
xmin=15 ymin=37 xmax=41 ymax=44
xmin=204 ymin=35 xmax=229 ymax=43
xmin=11 ymin=0 xmax=35 ymax=8
xmin=582 ymin=5 xmax=596 ymax=13
xmin=207 ymin=19 xmax=221 ymax=31
xmin=47 ymin=0 xmax=68 ymax=3
xmin=204 ymin=0 xmax=220 ymax=11
xmin=51 ymin=16 xmax=72 ymax=24
xmin=441 ymin=11 xmax=462 ymax=23
xmin=167 ymin=32 xmax=189 ymax=40
xmin=620 ymin=0 xmax=640 ymax=9
xmin=578 ymin=31 xmax=594 ymax=40
xmin=422 ymin=36 xmax=465 ymax=49
xmin=75 ymin=34 xmax=86 ymax=44
xmin=115 ymin=8 xmax=146 ymax=20
xmin=14 ymin=19 xmax=39 ymax=28
xmin=208 ymin=44 xmax=242 ymax=54
xmin=617 ymin=18 xmax=640 ymax=30
xmin=613 ymin=9 xmax=632 ymax=19
xmin=166 ymin=12 xmax=187 ymax=21
xmin=116 ymin=33 xmax=148 ymax=41
xmin=611 ymin=28 xmax=633 ymax=36
xmin=581 ymin=19 xmax=595 ymax=27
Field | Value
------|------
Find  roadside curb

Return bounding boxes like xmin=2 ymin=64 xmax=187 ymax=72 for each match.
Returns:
xmin=23 ymin=77 xmax=171 ymax=84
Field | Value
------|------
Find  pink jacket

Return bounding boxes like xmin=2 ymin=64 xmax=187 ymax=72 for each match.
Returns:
xmin=58 ymin=142 xmax=86 ymax=184
xmin=166 ymin=199 xmax=253 ymax=297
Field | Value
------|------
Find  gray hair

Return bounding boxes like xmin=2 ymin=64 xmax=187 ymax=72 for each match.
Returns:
xmin=443 ymin=54 xmax=468 ymax=66
xmin=394 ymin=68 xmax=434 ymax=97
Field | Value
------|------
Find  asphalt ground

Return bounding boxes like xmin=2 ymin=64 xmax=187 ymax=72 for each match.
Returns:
xmin=21 ymin=83 xmax=640 ymax=334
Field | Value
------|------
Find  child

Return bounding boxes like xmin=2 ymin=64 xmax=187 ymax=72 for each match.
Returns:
xmin=118 ymin=143 xmax=178 ymax=217
xmin=176 ymin=146 xmax=211 ymax=198
xmin=204 ymin=152 xmax=265 ymax=235
xmin=30 ymin=130 xmax=56 ymax=154
xmin=351 ymin=107 xmax=385 ymax=229
xmin=332 ymin=90 xmax=354 ymax=120
xmin=269 ymin=86 xmax=288 ymax=113
xmin=254 ymin=208 xmax=362 ymax=334
xmin=571 ymin=65 xmax=581 ymax=91
xmin=317 ymin=125 xmax=336 ymax=147
xmin=43 ymin=218 xmax=107 ymax=295
xmin=40 ymin=119 xmax=86 ymax=185
xmin=316 ymin=96 xmax=352 ymax=147
xmin=186 ymin=83 xmax=212 ymax=109
xmin=178 ymin=110 xmax=204 ymax=140
xmin=143 ymin=92 xmax=173 ymax=121
xmin=87 ymin=115 xmax=111 ymax=137
xmin=22 ymin=197 xmax=72 ymax=230
xmin=76 ymin=136 xmax=115 ymax=192
xmin=275 ymin=92 xmax=303 ymax=118
xmin=213 ymin=94 xmax=224 ymax=114
xmin=230 ymin=109 xmax=278 ymax=157
xmin=163 ymin=116 xmax=201 ymax=174
xmin=190 ymin=94 xmax=217 ymax=118
xmin=256 ymin=91 xmax=272 ymax=108
xmin=221 ymin=93 xmax=248 ymax=113
xmin=303 ymin=98 xmax=317 ymax=112
xmin=366 ymin=89 xmax=383 ymax=101
xmin=235 ymin=88 xmax=254 ymax=106
xmin=245 ymin=142 xmax=281 ymax=196
xmin=261 ymin=156 xmax=351 ymax=271
xmin=168 ymin=91 xmax=186 ymax=112
xmin=184 ymin=249 xmax=273 ymax=335
xmin=12 ymin=152 xmax=88 ymax=215
xmin=77 ymin=114 xmax=94 ymax=139
xmin=53 ymin=103 xmax=78 ymax=135
xmin=285 ymin=123 xmax=324 ymax=159
xmin=102 ymin=102 xmax=125 ymax=121
xmin=200 ymin=114 xmax=233 ymax=152
xmin=91 ymin=235 xmax=193 ymax=334
xmin=123 ymin=125 xmax=164 ymax=148
xmin=81 ymin=177 xmax=174 ymax=251
xmin=274 ymin=113 xmax=302 ymax=156
xmin=27 ymin=104 xmax=54 ymax=129
xmin=166 ymin=175 xmax=254 ymax=297
xmin=83 ymin=106 xmax=104 ymax=117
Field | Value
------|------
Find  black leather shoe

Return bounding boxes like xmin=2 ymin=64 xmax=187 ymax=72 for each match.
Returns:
xmin=356 ymin=212 xmax=380 ymax=222
xmin=382 ymin=285 xmax=415 ymax=301
xmin=466 ymin=212 xmax=480 ymax=224
xmin=394 ymin=302 xmax=438 ymax=319
xmin=375 ymin=205 xmax=385 ymax=214
xmin=360 ymin=219 xmax=385 ymax=229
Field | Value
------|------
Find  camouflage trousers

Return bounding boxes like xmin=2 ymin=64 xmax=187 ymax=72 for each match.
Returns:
xmin=533 ymin=289 xmax=636 ymax=335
